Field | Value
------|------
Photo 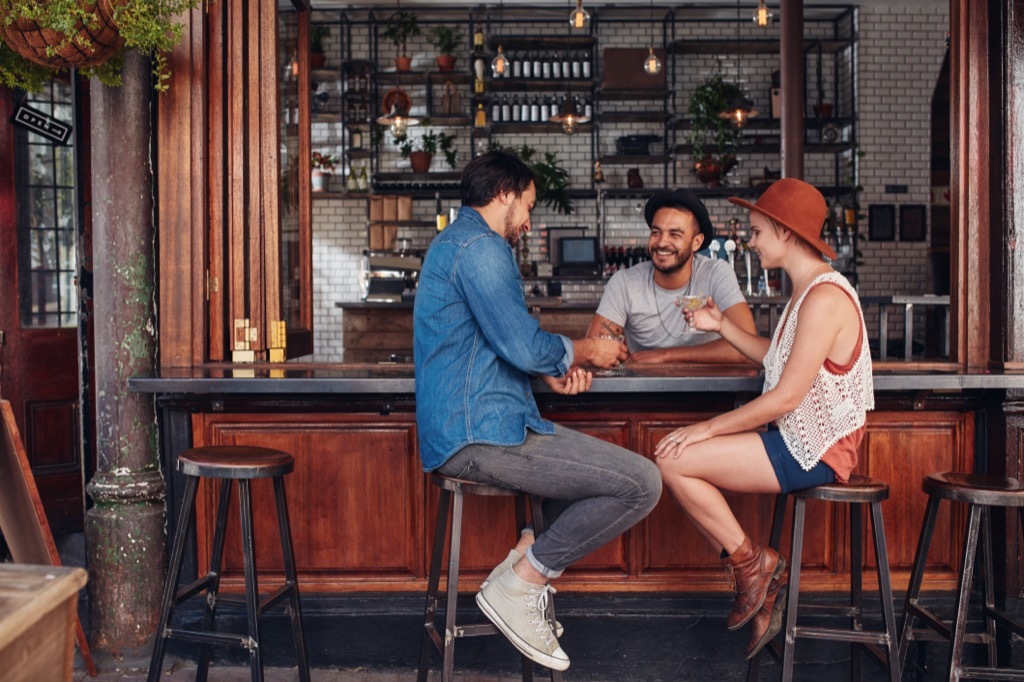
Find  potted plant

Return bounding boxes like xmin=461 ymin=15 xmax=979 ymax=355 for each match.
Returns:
xmin=381 ymin=9 xmax=419 ymax=72
xmin=429 ymin=25 xmax=462 ymax=72
xmin=311 ymin=151 xmax=339 ymax=192
xmin=393 ymin=125 xmax=457 ymax=174
xmin=686 ymin=69 xmax=746 ymax=187
xmin=493 ymin=143 xmax=574 ymax=215
xmin=0 ymin=0 xmax=203 ymax=93
xmin=310 ymin=24 xmax=329 ymax=70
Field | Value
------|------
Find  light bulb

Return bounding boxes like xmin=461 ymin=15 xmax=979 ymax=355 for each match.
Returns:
xmin=643 ymin=47 xmax=662 ymax=75
xmin=561 ymin=115 xmax=579 ymax=135
xmin=491 ymin=45 xmax=507 ymax=77
xmin=753 ymin=1 xmax=774 ymax=27
xmin=569 ymin=0 xmax=590 ymax=30
xmin=390 ymin=117 xmax=409 ymax=137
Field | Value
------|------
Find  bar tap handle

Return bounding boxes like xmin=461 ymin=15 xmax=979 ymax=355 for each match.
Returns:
xmin=744 ymin=250 xmax=754 ymax=297
xmin=724 ymin=239 xmax=736 ymax=268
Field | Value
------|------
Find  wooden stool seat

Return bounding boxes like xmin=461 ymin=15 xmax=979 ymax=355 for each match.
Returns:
xmin=922 ymin=471 xmax=1024 ymax=506
xmin=899 ymin=471 xmax=1024 ymax=680
xmin=749 ymin=475 xmax=900 ymax=682
xmin=148 ymin=445 xmax=310 ymax=682
xmin=794 ymin=474 xmax=890 ymax=503
xmin=177 ymin=445 xmax=294 ymax=479
xmin=418 ymin=473 xmax=563 ymax=682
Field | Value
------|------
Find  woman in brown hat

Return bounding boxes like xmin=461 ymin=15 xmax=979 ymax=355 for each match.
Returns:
xmin=653 ymin=178 xmax=874 ymax=659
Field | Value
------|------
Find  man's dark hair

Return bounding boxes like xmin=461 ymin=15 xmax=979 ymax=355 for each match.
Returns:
xmin=460 ymin=150 xmax=534 ymax=208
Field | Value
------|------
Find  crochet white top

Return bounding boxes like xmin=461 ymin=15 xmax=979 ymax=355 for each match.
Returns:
xmin=762 ymin=272 xmax=875 ymax=471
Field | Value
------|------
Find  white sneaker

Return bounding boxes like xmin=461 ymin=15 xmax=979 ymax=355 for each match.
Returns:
xmin=482 ymin=550 xmax=564 ymax=638
xmin=476 ymin=565 xmax=570 ymax=671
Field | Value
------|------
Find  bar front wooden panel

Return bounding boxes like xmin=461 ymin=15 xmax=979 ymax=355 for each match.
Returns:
xmin=190 ymin=409 xmax=971 ymax=593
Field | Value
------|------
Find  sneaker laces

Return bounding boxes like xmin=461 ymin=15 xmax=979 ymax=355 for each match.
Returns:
xmin=524 ymin=584 xmax=558 ymax=647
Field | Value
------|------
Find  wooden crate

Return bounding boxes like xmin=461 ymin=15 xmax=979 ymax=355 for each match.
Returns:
xmin=0 ymin=564 xmax=87 ymax=682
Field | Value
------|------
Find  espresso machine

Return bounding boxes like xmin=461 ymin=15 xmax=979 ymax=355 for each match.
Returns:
xmin=359 ymin=249 xmax=421 ymax=302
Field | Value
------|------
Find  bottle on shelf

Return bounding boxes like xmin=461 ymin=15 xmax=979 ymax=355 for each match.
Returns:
xmin=346 ymin=165 xmax=358 ymax=192
xmin=473 ymin=24 xmax=485 ymax=50
xmin=435 ymin=192 xmax=447 ymax=232
xmin=511 ymin=95 xmax=521 ymax=121
xmin=571 ymin=53 xmax=581 ymax=79
xmin=529 ymin=96 xmax=540 ymax=122
xmin=357 ymin=164 xmax=368 ymax=191
xmin=582 ymin=54 xmax=591 ymax=79
xmin=475 ymin=102 xmax=488 ymax=128
xmin=491 ymin=99 xmax=500 ymax=122
xmin=500 ymin=95 xmax=511 ymax=122
xmin=519 ymin=96 xmax=530 ymax=122
xmin=552 ymin=55 xmax=562 ymax=79
xmin=350 ymin=128 xmax=363 ymax=151
xmin=533 ymin=53 xmax=542 ymax=79
xmin=522 ymin=55 xmax=532 ymax=78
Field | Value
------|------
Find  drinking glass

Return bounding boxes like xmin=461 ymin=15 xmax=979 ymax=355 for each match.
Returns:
xmin=675 ymin=294 xmax=709 ymax=333
xmin=595 ymin=334 xmax=627 ymax=376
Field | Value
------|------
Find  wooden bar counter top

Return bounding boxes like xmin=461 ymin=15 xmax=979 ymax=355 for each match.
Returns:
xmin=131 ymin=366 xmax=1024 ymax=597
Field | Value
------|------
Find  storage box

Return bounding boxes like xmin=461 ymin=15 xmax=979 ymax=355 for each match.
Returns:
xmin=369 ymin=195 xmax=384 ymax=222
xmin=382 ymin=196 xmax=398 ymax=221
xmin=0 ymin=564 xmax=87 ymax=682
xmin=369 ymin=224 xmax=385 ymax=251
xmin=397 ymin=195 xmax=413 ymax=221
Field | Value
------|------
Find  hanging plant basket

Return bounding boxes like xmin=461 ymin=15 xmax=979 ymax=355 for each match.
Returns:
xmin=0 ymin=0 xmax=127 ymax=70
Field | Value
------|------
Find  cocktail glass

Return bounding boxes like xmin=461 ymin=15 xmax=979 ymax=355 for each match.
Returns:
xmin=595 ymin=334 xmax=627 ymax=376
xmin=675 ymin=294 xmax=709 ymax=333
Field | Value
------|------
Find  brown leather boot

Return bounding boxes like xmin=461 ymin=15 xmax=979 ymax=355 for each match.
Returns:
xmin=744 ymin=576 xmax=787 ymax=659
xmin=724 ymin=536 xmax=785 ymax=630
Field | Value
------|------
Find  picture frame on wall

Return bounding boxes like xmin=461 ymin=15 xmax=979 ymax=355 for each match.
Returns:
xmin=868 ymin=204 xmax=896 ymax=241
xmin=900 ymin=204 xmax=927 ymax=242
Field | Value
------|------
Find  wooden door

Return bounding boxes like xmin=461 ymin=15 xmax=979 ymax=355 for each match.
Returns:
xmin=0 ymin=82 xmax=91 ymax=535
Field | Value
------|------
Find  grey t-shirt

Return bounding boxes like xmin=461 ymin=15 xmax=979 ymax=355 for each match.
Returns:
xmin=596 ymin=256 xmax=746 ymax=351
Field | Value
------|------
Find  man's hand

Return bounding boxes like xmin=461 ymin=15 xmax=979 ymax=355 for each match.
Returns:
xmin=540 ymin=367 xmax=594 ymax=395
xmin=573 ymin=336 xmax=628 ymax=369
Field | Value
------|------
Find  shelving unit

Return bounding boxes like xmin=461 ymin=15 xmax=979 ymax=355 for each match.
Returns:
xmin=307 ymin=4 xmax=858 ymax=281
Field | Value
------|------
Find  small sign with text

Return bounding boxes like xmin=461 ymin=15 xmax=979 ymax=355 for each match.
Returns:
xmin=12 ymin=104 xmax=73 ymax=145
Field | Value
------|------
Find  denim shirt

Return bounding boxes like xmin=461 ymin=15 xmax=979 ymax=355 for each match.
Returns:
xmin=414 ymin=206 xmax=574 ymax=471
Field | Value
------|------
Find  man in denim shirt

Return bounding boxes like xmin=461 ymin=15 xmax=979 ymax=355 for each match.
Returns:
xmin=415 ymin=151 xmax=662 ymax=672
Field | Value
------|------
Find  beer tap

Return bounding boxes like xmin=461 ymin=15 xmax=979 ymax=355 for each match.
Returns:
xmin=724 ymin=239 xmax=736 ymax=268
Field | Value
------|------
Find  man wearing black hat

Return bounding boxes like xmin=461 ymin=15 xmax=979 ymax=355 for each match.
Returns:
xmin=587 ymin=188 xmax=756 ymax=364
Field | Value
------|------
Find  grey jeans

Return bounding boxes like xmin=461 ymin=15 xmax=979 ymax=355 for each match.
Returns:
xmin=437 ymin=424 xmax=662 ymax=578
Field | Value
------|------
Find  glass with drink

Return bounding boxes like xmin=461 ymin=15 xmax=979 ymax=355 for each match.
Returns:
xmin=675 ymin=293 xmax=709 ymax=333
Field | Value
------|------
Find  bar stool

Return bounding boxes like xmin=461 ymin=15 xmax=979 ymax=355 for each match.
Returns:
xmin=748 ymin=474 xmax=900 ymax=682
xmin=147 ymin=446 xmax=310 ymax=682
xmin=417 ymin=473 xmax=564 ymax=682
xmin=898 ymin=472 xmax=1024 ymax=680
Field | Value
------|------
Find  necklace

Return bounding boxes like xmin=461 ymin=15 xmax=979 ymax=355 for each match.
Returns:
xmin=652 ymin=258 xmax=697 ymax=339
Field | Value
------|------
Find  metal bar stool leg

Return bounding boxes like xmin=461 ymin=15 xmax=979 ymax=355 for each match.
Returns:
xmin=898 ymin=493 xmax=941 ymax=674
xmin=519 ymin=493 xmax=536 ymax=682
xmin=746 ymin=493 xmax=788 ymax=682
xmin=851 ymin=501 xmax=864 ymax=681
xmin=980 ymin=506 xmax=999 ymax=668
xmin=418 ymin=487 xmax=452 ymax=682
xmin=238 ymin=479 xmax=264 ymax=682
xmin=273 ymin=476 xmax=310 ymax=682
xmin=441 ymin=489 xmax=465 ymax=682
xmin=148 ymin=475 xmax=199 ymax=682
xmin=947 ymin=503 xmax=983 ymax=682
xmin=869 ymin=501 xmax=901 ymax=682
xmin=782 ymin=496 xmax=807 ymax=682
xmin=528 ymin=495 xmax=563 ymax=682
xmin=197 ymin=479 xmax=232 ymax=682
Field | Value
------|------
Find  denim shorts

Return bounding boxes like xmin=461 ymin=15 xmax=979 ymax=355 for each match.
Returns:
xmin=760 ymin=427 xmax=836 ymax=494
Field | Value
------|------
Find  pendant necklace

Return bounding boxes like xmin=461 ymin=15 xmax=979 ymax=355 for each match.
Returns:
xmin=652 ymin=258 xmax=697 ymax=339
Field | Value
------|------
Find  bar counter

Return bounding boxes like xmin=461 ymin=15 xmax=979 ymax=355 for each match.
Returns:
xmin=130 ymin=365 xmax=1024 ymax=597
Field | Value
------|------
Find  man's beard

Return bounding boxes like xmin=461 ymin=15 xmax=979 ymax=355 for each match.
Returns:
xmin=503 ymin=206 xmax=522 ymax=247
xmin=650 ymin=247 xmax=691 ymax=274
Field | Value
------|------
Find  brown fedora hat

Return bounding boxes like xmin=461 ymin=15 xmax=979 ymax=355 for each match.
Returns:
xmin=728 ymin=178 xmax=835 ymax=260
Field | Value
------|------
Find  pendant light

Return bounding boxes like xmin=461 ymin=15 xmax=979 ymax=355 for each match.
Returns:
xmin=569 ymin=0 xmax=591 ymax=31
xmin=642 ymin=0 xmax=661 ymax=75
xmin=377 ymin=86 xmax=419 ymax=137
xmin=719 ymin=0 xmax=758 ymax=128
xmin=752 ymin=0 xmax=775 ymax=27
xmin=550 ymin=96 xmax=588 ymax=135
xmin=491 ymin=0 xmax=508 ymax=76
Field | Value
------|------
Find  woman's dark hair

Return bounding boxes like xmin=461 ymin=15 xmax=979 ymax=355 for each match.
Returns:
xmin=460 ymin=150 xmax=534 ymax=208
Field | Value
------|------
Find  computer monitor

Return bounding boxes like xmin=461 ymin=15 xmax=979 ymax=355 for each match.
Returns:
xmin=557 ymin=236 xmax=599 ymax=276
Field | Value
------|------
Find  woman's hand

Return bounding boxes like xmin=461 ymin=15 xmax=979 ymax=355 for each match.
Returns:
xmin=540 ymin=367 xmax=593 ymax=395
xmin=687 ymin=297 xmax=723 ymax=333
xmin=654 ymin=421 xmax=713 ymax=459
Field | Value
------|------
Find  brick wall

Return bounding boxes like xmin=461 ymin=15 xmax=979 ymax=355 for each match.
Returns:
xmin=308 ymin=3 xmax=949 ymax=362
